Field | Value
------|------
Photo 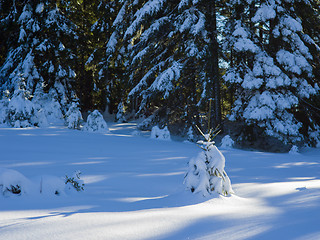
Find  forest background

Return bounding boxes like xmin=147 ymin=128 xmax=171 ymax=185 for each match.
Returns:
xmin=1 ymin=0 xmax=320 ymax=151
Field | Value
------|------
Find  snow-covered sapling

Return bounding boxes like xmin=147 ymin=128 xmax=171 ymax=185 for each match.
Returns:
xmin=65 ymin=102 xmax=83 ymax=129
xmin=7 ymin=89 xmax=36 ymax=128
xmin=82 ymin=110 xmax=109 ymax=133
xmin=289 ymin=145 xmax=299 ymax=155
xmin=65 ymin=171 xmax=85 ymax=192
xmin=187 ymin=126 xmax=195 ymax=142
xmin=150 ymin=126 xmax=171 ymax=141
xmin=116 ymin=102 xmax=126 ymax=123
xmin=220 ymin=135 xmax=235 ymax=149
xmin=184 ymin=127 xmax=233 ymax=197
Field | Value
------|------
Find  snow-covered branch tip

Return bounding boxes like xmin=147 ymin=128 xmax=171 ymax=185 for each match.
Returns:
xmin=195 ymin=125 xmax=221 ymax=150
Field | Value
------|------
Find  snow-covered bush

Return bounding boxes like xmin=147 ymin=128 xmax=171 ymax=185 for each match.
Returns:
xmin=187 ymin=126 xmax=195 ymax=142
xmin=150 ymin=126 xmax=171 ymax=141
xmin=65 ymin=171 xmax=85 ymax=192
xmin=0 ymin=88 xmax=52 ymax=128
xmin=0 ymin=168 xmax=85 ymax=197
xmin=82 ymin=110 xmax=109 ymax=133
xmin=0 ymin=168 xmax=33 ymax=196
xmin=32 ymin=88 xmax=64 ymax=125
xmin=65 ymin=102 xmax=82 ymax=129
xmin=220 ymin=135 xmax=234 ymax=149
xmin=0 ymin=99 xmax=9 ymax=125
xmin=184 ymin=130 xmax=233 ymax=197
xmin=289 ymin=145 xmax=299 ymax=155
xmin=116 ymin=102 xmax=126 ymax=123
xmin=7 ymin=89 xmax=36 ymax=128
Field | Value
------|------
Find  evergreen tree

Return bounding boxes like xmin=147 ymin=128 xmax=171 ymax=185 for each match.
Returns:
xmin=87 ymin=0 xmax=127 ymax=113
xmin=0 ymin=0 xmax=79 ymax=126
xmin=64 ymin=0 xmax=97 ymax=111
xmin=82 ymin=109 xmax=109 ymax=132
xmin=184 ymin=128 xmax=233 ymax=197
xmin=65 ymin=102 xmax=82 ymax=129
xmin=125 ymin=0 xmax=223 ymax=133
xmin=224 ymin=0 xmax=320 ymax=147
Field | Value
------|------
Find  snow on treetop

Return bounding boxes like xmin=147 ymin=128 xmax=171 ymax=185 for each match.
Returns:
xmin=252 ymin=4 xmax=276 ymax=22
xmin=234 ymin=38 xmax=258 ymax=53
xmin=232 ymin=23 xmax=248 ymax=38
xmin=36 ymin=3 xmax=45 ymax=14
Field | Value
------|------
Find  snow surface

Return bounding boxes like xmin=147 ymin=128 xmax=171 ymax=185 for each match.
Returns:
xmin=0 ymin=122 xmax=319 ymax=240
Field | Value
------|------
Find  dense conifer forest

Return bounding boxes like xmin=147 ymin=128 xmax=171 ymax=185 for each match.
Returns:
xmin=1 ymin=0 xmax=320 ymax=150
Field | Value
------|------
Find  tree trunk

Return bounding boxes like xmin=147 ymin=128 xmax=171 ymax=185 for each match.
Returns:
xmin=207 ymin=0 xmax=221 ymax=129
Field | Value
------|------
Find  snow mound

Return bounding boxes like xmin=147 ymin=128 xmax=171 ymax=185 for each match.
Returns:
xmin=150 ymin=126 xmax=171 ymax=141
xmin=131 ymin=130 xmax=141 ymax=136
xmin=0 ymin=168 xmax=84 ymax=197
xmin=220 ymin=135 xmax=234 ymax=149
xmin=82 ymin=110 xmax=109 ymax=133
xmin=0 ymin=168 xmax=33 ymax=196
xmin=39 ymin=175 xmax=66 ymax=196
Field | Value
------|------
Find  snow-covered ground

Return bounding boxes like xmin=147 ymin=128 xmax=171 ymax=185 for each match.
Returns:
xmin=0 ymin=122 xmax=319 ymax=240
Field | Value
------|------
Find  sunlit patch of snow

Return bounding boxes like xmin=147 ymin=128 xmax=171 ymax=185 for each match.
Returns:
xmin=273 ymin=162 xmax=319 ymax=169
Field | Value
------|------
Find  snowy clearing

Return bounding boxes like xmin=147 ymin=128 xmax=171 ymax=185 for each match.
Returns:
xmin=0 ymin=122 xmax=319 ymax=240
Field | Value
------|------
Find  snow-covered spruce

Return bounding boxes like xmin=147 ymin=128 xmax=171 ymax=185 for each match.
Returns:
xmin=224 ymin=0 xmax=320 ymax=146
xmin=65 ymin=103 xmax=83 ymax=130
xmin=184 ymin=132 xmax=233 ymax=197
xmin=0 ymin=2 xmax=78 ymax=125
xmin=150 ymin=126 xmax=171 ymax=141
xmin=220 ymin=135 xmax=234 ymax=149
xmin=6 ymin=88 xmax=48 ymax=128
xmin=187 ymin=126 xmax=195 ymax=142
xmin=289 ymin=145 xmax=299 ymax=155
xmin=115 ymin=102 xmax=126 ymax=123
xmin=82 ymin=110 xmax=109 ymax=133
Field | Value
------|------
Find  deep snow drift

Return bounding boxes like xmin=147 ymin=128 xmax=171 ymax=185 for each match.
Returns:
xmin=0 ymin=123 xmax=319 ymax=240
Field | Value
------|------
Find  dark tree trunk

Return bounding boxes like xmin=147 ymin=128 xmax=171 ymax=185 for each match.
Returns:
xmin=207 ymin=0 xmax=221 ymax=129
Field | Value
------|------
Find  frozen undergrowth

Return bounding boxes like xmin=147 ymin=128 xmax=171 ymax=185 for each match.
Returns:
xmin=0 ymin=168 xmax=84 ymax=197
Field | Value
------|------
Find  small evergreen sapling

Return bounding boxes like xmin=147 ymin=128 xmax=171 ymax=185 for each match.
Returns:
xmin=150 ymin=126 xmax=171 ymax=141
xmin=65 ymin=102 xmax=83 ymax=129
xmin=82 ymin=110 xmax=109 ymax=133
xmin=220 ymin=135 xmax=235 ymax=149
xmin=184 ymin=127 xmax=233 ymax=197
xmin=116 ymin=102 xmax=126 ymax=123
